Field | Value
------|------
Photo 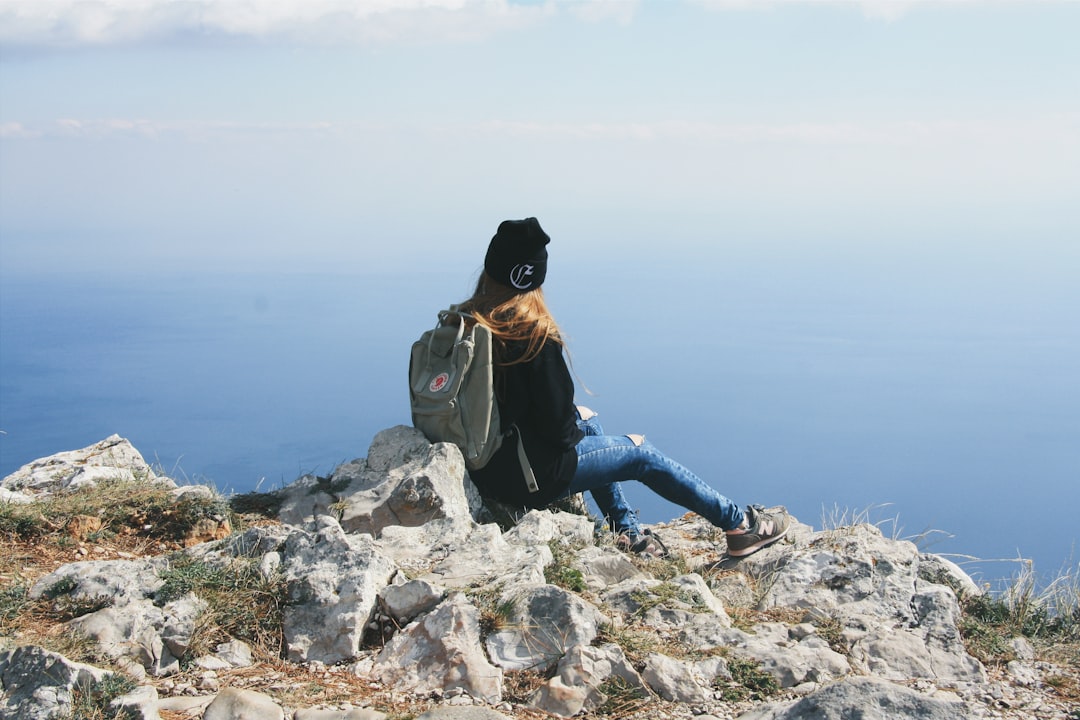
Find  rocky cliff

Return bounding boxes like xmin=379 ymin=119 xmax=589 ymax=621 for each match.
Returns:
xmin=0 ymin=429 xmax=1076 ymax=720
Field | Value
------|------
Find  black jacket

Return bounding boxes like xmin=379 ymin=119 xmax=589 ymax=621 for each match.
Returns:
xmin=468 ymin=339 xmax=584 ymax=508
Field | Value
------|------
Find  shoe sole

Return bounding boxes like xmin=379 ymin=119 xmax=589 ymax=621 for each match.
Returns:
xmin=725 ymin=526 xmax=789 ymax=558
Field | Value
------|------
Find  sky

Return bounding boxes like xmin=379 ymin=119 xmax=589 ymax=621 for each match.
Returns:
xmin=1 ymin=0 xmax=1077 ymax=277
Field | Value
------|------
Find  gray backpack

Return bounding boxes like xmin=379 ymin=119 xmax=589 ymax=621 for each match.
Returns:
xmin=409 ymin=307 xmax=538 ymax=492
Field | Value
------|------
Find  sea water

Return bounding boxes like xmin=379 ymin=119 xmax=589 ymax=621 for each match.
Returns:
xmin=2 ymin=258 xmax=1077 ymax=587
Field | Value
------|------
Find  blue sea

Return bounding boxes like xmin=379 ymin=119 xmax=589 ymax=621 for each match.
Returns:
xmin=2 ymin=252 xmax=1077 ymax=587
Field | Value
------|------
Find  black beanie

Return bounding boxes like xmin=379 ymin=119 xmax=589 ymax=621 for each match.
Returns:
xmin=484 ymin=217 xmax=550 ymax=292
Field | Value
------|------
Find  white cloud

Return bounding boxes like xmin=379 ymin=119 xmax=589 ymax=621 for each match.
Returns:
xmin=0 ymin=0 xmax=1017 ymax=48
xmin=0 ymin=0 xmax=569 ymax=48
xmin=568 ymin=0 xmax=640 ymax=25
xmin=471 ymin=117 xmax=1080 ymax=149
xmin=689 ymin=0 xmax=987 ymax=22
xmin=0 ymin=121 xmax=41 ymax=138
xmin=0 ymin=117 xmax=338 ymax=140
xmin=5 ymin=115 xmax=1076 ymax=150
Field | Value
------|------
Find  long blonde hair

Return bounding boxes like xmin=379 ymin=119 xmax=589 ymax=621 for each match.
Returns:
xmin=461 ymin=272 xmax=563 ymax=366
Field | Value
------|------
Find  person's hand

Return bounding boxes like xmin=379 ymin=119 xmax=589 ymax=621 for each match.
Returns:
xmin=576 ymin=405 xmax=597 ymax=421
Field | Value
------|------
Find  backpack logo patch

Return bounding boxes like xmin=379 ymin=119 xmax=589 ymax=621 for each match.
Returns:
xmin=509 ymin=263 xmax=535 ymax=290
xmin=429 ymin=372 xmax=450 ymax=393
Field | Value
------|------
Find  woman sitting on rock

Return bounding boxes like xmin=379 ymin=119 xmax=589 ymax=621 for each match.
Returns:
xmin=462 ymin=217 xmax=790 ymax=559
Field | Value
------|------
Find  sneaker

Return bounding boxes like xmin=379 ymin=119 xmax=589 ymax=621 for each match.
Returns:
xmin=724 ymin=505 xmax=790 ymax=557
xmin=616 ymin=528 xmax=670 ymax=559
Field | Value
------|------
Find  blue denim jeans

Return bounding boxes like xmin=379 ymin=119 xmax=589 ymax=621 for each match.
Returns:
xmin=565 ymin=411 xmax=745 ymax=536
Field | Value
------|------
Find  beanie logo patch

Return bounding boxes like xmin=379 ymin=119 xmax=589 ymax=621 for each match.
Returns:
xmin=509 ymin=263 xmax=536 ymax=290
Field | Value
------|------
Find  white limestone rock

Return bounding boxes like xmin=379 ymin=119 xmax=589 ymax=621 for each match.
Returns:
xmin=574 ymin=546 xmax=646 ymax=592
xmin=732 ymin=522 xmax=986 ymax=685
xmin=293 ymin=707 xmax=387 ymax=720
xmin=377 ymin=520 xmax=551 ymax=590
xmin=748 ymin=524 xmax=925 ymax=620
xmin=502 ymin=509 xmax=594 ymax=547
xmin=485 ymin=584 xmax=607 ymax=672
xmin=66 ymin=599 xmax=190 ymax=677
xmin=273 ymin=472 xmax=339 ymax=529
xmin=273 ymin=426 xmax=484 ymax=535
xmin=30 ymin=557 xmax=167 ymax=604
xmin=379 ymin=578 xmax=446 ymax=625
xmin=109 ymin=685 xmax=161 ymax=720
xmin=28 ymin=556 xmax=207 ymax=677
xmin=735 ymin=675 xmax=976 ymax=720
xmin=730 ymin=622 xmax=852 ymax=688
xmin=918 ymin=552 xmax=983 ymax=599
xmin=281 ymin=516 xmax=397 ymax=664
xmin=527 ymin=643 xmax=649 ymax=717
xmin=639 ymin=653 xmax=730 ymax=704
xmin=3 ymin=428 xmax=1014 ymax=720
xmin=203 ymin=687 xmax=284 ymax=720
xmin=847 ymin=585 xmax=987 ymax=684
xmin=414 ymin=708 xmax=513 ymax=720
xmin=0 ymin=486 xmax=33 ymax=504
xmin=0 ymin=434 xmax=169 ymax=495
xmin=194 ymin=640 xmax=254 ymax=670
xmin=603 ymin=574 xmax=729 ymax=629
xmin=0 ymin=646 xmax=110 ymax=720
xmin=372 ymin=592 xmax=503 ymax=705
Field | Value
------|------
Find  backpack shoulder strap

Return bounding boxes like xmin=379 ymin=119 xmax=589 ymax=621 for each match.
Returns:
xmin=512 ymin=425 xmax=540 ymax=494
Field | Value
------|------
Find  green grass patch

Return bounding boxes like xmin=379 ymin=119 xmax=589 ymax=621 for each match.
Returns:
xmin=715 ymin=654 xmax=780 ymax=703
xmin=628 ymin=581 xmax=708 ymax=620
xmin=466 ymin=585 xmax=517 ymax=638
xmin=0 ymin=582 xmax=31 ymax=632
xmin=596 ymin=675 xmax=650 ymax=716
xmin=546 ymin=564 xmax=587 ymax=594
xmin=595 ymin=622 xmax=667 ymax=665
xmin=0 ymin=478 xmax=233 ymax=544
xmin=500 ymin=668 xmax=548 ymax=705
xmin=28 ymin=574 xmax=114 ymax=622
xmin=229 ymin=490 xmax=284 ymax=518
xmin=63 ymin=673 xmax=138 ymax=720
xmin=41 ymin=575 xmax=78 ymax=600
xmin=545 ymin=540 xmax=587 ymax=593
xmin=0 ymin=504 xmax=41 ymax=539
xmin=156 ymin=555 xmax=285 ymax=661
xmin=959 ymin=560 xmax=1080 ymax=666
xmin=810 ymin=613 xmax=849 ymax=655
